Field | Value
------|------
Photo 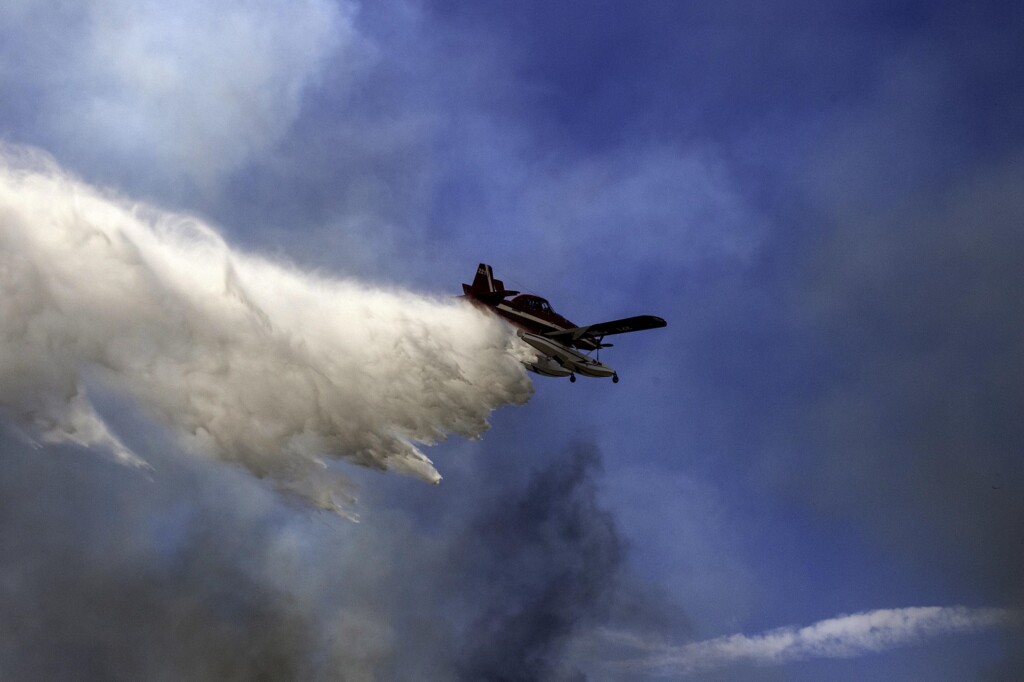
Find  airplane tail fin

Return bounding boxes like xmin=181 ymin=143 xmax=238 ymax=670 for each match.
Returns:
xmin=462 ymin=263 xmax=518 ymax=304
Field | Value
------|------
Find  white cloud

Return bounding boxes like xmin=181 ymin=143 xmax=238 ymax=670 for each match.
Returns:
xmin=601 ymin=606 xmax=1019 ymax=677
xmin=1 ymin=0 xmax=359 ymax=187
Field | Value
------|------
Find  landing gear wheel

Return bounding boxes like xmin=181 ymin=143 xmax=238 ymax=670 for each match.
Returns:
xmin=612 ymin=373 xmax=619 ymax=384
xmin=569 ymin=374 xmax=576 ymax=383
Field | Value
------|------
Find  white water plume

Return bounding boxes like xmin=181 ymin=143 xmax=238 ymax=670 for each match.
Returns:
xmin=0 ymin=148 xmax=532 ymax=513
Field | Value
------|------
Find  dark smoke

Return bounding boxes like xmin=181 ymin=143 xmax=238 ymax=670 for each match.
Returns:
xmin=452 ymin=446 xmax=623 ymax=681
xmin=0 ymin=434 xmax=318 ymax=681
xmin=0 ymin=431 xmax=641 ymax=681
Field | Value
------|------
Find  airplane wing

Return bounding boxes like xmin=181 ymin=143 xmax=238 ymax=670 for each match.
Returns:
xmin=543 ymin=315 xmax=666 ymax=347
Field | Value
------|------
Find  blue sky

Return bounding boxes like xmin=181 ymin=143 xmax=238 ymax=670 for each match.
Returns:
xmin=1 ymin=1 xmax=1022 ymax=679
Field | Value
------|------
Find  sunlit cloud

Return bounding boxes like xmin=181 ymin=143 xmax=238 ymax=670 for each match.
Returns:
xmin=1 ymin=0 xmax=360 ymax=187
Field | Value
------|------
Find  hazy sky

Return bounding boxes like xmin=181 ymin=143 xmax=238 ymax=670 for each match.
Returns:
xmin=1 ymin=1 xmax=1022 ymax=680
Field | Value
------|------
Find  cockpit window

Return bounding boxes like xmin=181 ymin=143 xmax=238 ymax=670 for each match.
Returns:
xmin=518 ymin=295 xmax=553 ymax=314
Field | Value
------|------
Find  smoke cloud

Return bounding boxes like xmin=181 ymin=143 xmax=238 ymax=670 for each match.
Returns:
xmin=601 ymin=606 xmax=1020 ymax=677
xmin=0 ymin=434 xmax=636 ymax=681
xmin=0 ymin=148 xmax=532 ymax=513
xmin=451 ymin=445 xmax=623 ymax=681
xmin=0 ymin=0 xmax=356 ymax=189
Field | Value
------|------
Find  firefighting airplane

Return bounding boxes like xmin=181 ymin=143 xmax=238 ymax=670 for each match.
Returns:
xmin=462 ymin=263 xmax=666 ymax=383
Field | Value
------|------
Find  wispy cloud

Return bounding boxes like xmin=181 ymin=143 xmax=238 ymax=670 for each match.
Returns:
xmin=601 ymin=606 xmax=1019 ymax=676
xmin=1 ymin=0 xmax=358 ymax=189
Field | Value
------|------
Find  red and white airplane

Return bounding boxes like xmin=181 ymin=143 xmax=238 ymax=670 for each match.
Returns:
xmin=462 ymin=263 xmax=666 ymax=383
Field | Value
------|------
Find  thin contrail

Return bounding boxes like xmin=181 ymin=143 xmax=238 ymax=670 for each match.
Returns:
xmin=600 ymin=606 xmax=1019 ymax=677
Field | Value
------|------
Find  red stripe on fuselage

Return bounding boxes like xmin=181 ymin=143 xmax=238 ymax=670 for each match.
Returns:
xmin=494 ymin=303 xmax=573 ymax=335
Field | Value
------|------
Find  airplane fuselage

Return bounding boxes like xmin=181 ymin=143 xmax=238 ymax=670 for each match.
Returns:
xmin=461 ymin=263 xmax=664 ymax=382
xmin=466 ymin=293 xmax=612 ymax=379
xmin=497 ymin=295 xmax=571 ymax=333
xmin=493 ymin=295 xmax=603 ymax=352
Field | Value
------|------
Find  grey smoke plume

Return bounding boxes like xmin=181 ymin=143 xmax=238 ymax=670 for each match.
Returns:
xmin=0 ymin=148 xmax=532 ymax=513
xmin=0 ymin=434 xmax=633 ymax=682
xmin=451 ymin=445 xmax=623 ymax=681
